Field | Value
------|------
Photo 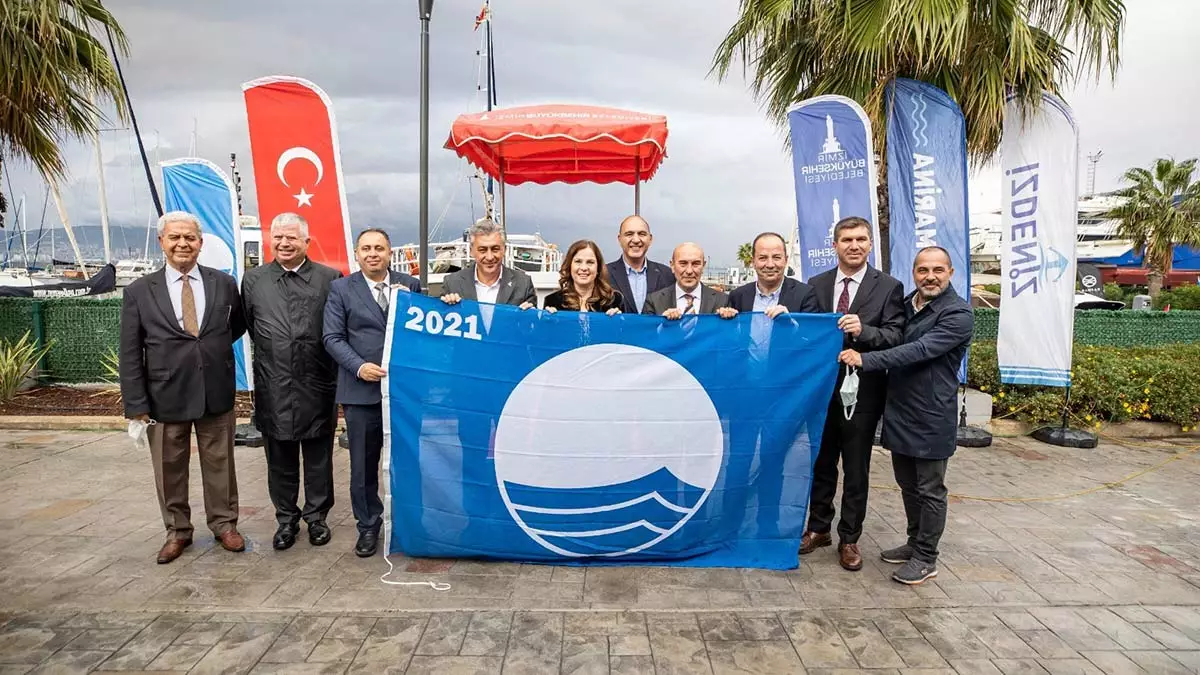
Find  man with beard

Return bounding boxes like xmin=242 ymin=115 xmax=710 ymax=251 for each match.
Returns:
xmin=323 ymin=228 xmax=422 ymax=557
xmin=605 ymin=215 xmax=674 ymax=315
xmin=839 ymin=246 xmax=973 ymax=585
xmin=241 ymin=213 xmax=342 ymax=551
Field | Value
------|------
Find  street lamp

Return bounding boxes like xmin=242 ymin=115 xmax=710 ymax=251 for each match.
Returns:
xmin=418 ymin=0 xmax=434 ymax=288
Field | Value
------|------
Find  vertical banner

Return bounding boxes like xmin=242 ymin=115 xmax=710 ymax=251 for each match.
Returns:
xmin=886 ymin=78 xmax=972 ymax=381
xmin=162 ymin=158 xmax=253 ymax=391
xmin=997 ymin=93 xmax=1078 ymax=387
xmin=243 ymin=76 xmax=354 ymax=275
xmin=786 ymin=95 xmax=880 ymax=281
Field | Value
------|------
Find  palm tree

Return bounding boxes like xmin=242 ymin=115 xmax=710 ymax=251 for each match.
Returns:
xmin=712 ymin=0 xmax=1124 ymax=269
xmin=1106 ymin=158 xmax=1200 ymax=298
xmin=736 ymin=242 xmax=752 ymax=267
xmin=0 ymin=0 xmax=128 ymax=210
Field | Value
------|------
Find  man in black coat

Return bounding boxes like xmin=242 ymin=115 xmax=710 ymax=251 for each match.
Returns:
xmin=642 ymin=242 xmax=735 ymax=318
xmin=605 ymin=215 xmax=674 ymax=315
xmin=120 ymin=211 xmax=247 ymax=564
xmin=323 ymin=228 xmax=422 ymax=557
xmin=724 ymin=232 xmax=821 ymax=315
xmin=242 ymin=213 xmax=343 ymax=551
xmin=839 ymin=246 xmax=973 ymax=586
xmin=801 ymin=217 xmax=905 ymax=571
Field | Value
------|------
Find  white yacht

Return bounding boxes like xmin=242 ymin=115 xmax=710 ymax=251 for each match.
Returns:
xmin=968 ymin=194 xmax=1132 ymax=273
xmin=392 ymin=231 xmax=563 ymax=304
xmin=0 ymin=268 xmax=50 ymax=288
xmin=113 ymin=259 xmax=159 ymax=287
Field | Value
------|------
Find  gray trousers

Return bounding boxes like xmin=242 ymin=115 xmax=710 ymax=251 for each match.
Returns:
xmin=890 ymin=453 xmax=948 ymax=564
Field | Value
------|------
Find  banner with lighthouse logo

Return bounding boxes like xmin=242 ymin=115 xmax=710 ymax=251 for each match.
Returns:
xmin=786 ymin=95 xmax=880 ymax=281
xmin=381 ymin=293 xmax=843 ymax=569
xmin=161 ymin=158 xmax=252 ymax=391
xmin=243 ymin=76 xmax=354 ymax=275
xmin=997 ymin=93 xmax=1078 ymax=387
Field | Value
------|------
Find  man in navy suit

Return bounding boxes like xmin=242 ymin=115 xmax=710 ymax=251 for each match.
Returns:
xmin=725 ymin=232 xmax=821 ymax=315
xmin=323 ymin=228 xmax=421 ymax=557
xmin=605 ymin=215 xmax=674 ymax=315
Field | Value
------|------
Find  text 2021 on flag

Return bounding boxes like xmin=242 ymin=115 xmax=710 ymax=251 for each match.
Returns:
xmin=998 ymin=93 xmax=1079 ymax=387
xmin=382 ymin=293 xmax=843 ymax=570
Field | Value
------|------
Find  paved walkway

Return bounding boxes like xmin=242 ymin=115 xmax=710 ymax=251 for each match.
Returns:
xmin=0 ymin=429 xmax=1198 ymax=673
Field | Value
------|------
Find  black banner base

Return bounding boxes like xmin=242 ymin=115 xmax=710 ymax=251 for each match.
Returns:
xmin=956 ymin=425 xmax=993 ymax=448
xmin=338 ymin=432 xmax=349 ymax=450
xmin=234 ymin=423 xmax=263 ymax=447
xmin=1032 ymin=426 xmax=1098 ymax=449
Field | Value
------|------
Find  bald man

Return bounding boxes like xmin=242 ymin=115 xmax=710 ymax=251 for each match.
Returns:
xmin=643 ymin=242 xmax=736 ymax=318
xmin=606 ymin=215 xmax=675 ymax=314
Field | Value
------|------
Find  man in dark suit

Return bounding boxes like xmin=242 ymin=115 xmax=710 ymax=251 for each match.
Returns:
xmin=242 ymin=213 xmax=342 ymax=551
xmin=439 ymin=217 xmax=536 ymax=310
xmin=120 ymin=211 xmax=247 ymax=564
xmin=605 ymin=215 xmax=674 ymax=315
xmin=724 ymin=232 xmax=821 ymax=315
xmin=800 ymin=216 xmax=905 ymax=571
xmin=840 ymin=246 xmax=973 ymax=585
xmin=323 ymin=228 xmax=421 ymax=557
xmin=642 ymin=242 xmax=736 ymax=319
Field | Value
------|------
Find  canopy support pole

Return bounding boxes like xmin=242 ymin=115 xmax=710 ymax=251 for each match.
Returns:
xmin=498 ymin=166 xmax=506 ymax=232
xmin=634 ymin=157 xmax=641 ymax=215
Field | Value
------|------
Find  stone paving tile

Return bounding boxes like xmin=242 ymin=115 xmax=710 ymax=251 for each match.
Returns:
xmin=707 ymin=639 xmax=806 ymax=673
xmin=990 ymin=658 xmax=1052 ymax=674
xmin=1122 ymin=650 xmax=1192 ymax=674
xmin=1077 ymin=650 xmax=1147 ymax=674
xmin=779 ymin=610 xmax=857 ymax=668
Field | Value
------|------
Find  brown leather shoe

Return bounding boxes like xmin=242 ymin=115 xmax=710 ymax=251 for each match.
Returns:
xmin=217 ymin=529 xmax=246 ymax=552
xmin=156 ymin=537 xmax=192 ymax=564
xmin=838 ymin=542 xmax=863 ymax=571
xmin=799 ymin=531 xmax=832 ymax=555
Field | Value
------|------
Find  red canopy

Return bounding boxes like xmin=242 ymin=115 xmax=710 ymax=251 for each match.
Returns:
xmin=444 ymin=104 xmax=668 ymax=186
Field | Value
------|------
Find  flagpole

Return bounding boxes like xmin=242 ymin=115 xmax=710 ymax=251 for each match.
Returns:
xmin=418 ymin=0 xmax=434 ymax=288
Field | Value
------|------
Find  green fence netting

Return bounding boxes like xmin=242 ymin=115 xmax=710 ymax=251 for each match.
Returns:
xmin=2 ymin=298 xmax=1199 ymax=383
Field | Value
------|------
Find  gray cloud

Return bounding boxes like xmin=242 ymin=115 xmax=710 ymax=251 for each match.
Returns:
xmin=6 ymin=0 xmax=1197 ymax=268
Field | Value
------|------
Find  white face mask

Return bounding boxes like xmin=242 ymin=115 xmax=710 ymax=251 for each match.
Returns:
xmin=128 ymin=418 xmax=155 ymax=451
xmin=840 ymin=365 xmax=859 ymax=420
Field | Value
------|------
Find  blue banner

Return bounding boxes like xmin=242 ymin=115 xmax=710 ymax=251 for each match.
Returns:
xmin=886 ymin=79 xmax=972 ymax=381
xmin=162 ymin=158 xmax=252 ymax=391
xmin=787 ymin=96 xmax=880 ymax=281
xmin=383 ymin=293 xmax=842 ymax=569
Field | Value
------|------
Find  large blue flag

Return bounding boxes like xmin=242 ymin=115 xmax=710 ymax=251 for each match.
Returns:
xmin=886 ymin=78 xmax=972 ymax=381
xmin=787 ymin=95 xmax=881 ymax=281
xmin=383 ymin=293 xmax=843 ymax=570
xmin=162 ymin=158 xmax=252 ymax=391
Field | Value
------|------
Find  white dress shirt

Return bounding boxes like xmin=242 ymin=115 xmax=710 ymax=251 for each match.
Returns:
xmin=280 ymin=259 xmax=306 ymax=274
xmin=675 ymin=284 xmax=702 ymax=313
xmin=474 ymin=268 xmax=502 ymax=305
xmin=833 ymin=266 xmax=868 ymax=311
xmin=164 ymin=264 xmax=206 ymax=331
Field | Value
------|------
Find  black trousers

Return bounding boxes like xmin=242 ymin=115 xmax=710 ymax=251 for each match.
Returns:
xmin=890 ymin=452 xmax=949 ymax=564
xmin=264 ymin=433 xmax=335 ymax=527
xmin=806 ymin=400 xmax=881 ymax=544
xmin=344 ymin=403 xmax=384 ymax=534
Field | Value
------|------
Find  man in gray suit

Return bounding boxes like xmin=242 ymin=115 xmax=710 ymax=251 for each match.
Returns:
xmin=439 ymin=217 xmax=536 ymax=310
xmin=642 ymin=242 xmax=736 ymax=320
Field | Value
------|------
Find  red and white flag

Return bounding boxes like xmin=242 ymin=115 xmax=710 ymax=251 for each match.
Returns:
xmin=243 ymin=76 xmax=354 ymax=275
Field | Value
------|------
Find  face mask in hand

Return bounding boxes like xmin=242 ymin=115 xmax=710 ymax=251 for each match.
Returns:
xmin=840 ymin=365 xmax=859 ymax=420
xmin=128 ymin=418 xmax=155 ymax=451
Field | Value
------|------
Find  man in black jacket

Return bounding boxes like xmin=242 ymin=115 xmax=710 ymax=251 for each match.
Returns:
xmin=839 ymin=246 xmax=973 ymax=585
xmin=724 ymin=232 xmax=821 ymax=315
xmin=605 ymin=215 xmax=674 ymax=314
xmin=242 ymin=213 xmax=343 ymax=551
xmin=801 ymin=217 xmax=905 ymax=571
xmin=120 ymin=211 xmax=247 ymax=564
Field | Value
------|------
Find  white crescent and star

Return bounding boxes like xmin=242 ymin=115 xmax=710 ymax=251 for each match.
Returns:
xmin=276 ymin=146 xmax=324 ymax=208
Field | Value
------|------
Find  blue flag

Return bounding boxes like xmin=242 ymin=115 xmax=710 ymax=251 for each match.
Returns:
xmin=787 ymin=96 xmax=881 ymax=281
xmin=162 ymin=158 xmax=252 ymax=391
xmin=383 ymin=293 xmax=843 ymax=570
xmin=886 ymin=79 xmax=972 ymax=381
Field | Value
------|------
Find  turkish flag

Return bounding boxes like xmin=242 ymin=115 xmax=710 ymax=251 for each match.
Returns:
xmin=243 ymin=76 xmax=354 ymax=275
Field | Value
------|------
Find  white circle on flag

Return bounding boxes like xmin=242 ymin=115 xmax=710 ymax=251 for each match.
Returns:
xmin=493 ymin=343 xmax=723 ymax=557
xmin=198 ymin=234 xmax=235 ymax=276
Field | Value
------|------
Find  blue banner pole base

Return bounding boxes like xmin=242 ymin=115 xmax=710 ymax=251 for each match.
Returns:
xmin=234 ymin=412 xmax=263 ymax=448
xmin=338 ymin=432 xmax=349 ymax=450
xmin=1031 ymin=426 xmax=1097 ymax=449
xmin=956 ymin=425 xmax=993 ymax=448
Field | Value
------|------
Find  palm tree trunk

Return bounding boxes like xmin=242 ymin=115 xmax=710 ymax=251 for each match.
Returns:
xmin=876 ymin=154 xmax=890 ymax=273
xmin=1147 ymin=271 xmax=1163 ymax=298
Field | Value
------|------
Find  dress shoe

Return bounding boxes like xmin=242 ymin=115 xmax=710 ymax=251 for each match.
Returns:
xmin=838 ymin=542 xmax=863 ymax=571
xmin=308 ymin=521 xmax=332 ymax=547
xmin=355 ymin=530 xmax=379 ymax=558
xmin=156 ymin=537 xmax=192 ymax=564
xmin=799 ymin=531 xmax=832 ymax=555
xmin=273 ymin=524 xmax=299 ymax=551
xmin=217 ymin=529 xmax=246 ymax=552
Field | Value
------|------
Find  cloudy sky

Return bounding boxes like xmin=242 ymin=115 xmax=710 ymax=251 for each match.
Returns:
xmin=6 ymin=0 xmax=1199 ymax=266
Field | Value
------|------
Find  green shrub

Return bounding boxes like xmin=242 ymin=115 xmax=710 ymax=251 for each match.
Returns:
xmin=981 ymin=283 xmax=1001 ymax=296
xmin=968 ymin=341 xmax=1200 ymax=429
xmin=1154 ymin=284 xmax=1200 ymax=310
xmin=1103 ymin=283 xmax=1147 ymax=306
xmin=0 ymin=332 xmax=53 ymax=403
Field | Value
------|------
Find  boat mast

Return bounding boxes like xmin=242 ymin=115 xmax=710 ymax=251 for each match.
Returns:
xmin=91 ymin=94 xmax=113 ymax=264
xmin=105 ymin=25 xmax=163 ymax=217
xmin=49 ymin=182 xmax=89 ymax=279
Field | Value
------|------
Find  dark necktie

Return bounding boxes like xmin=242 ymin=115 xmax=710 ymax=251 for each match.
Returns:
xmin=683 ymin=293 xmax=695 ymax=314
xmin=375 ymin=281 xmax=389 ymax=313
xmin=836 ymin=278 xmax=852 ymax=313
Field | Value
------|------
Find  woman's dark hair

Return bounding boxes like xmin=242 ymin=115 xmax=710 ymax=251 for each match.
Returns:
xmin=557 ymin=239 xmax=615 ymax=311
